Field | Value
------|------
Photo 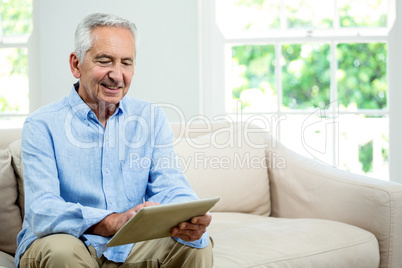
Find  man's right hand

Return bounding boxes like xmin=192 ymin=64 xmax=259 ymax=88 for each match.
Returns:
xmin=85 ymin=201 xmax=159 ymax=237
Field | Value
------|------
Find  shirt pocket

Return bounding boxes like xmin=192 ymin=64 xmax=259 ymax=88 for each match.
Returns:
xmin=120 ymin=156 xmax=151 ymax=203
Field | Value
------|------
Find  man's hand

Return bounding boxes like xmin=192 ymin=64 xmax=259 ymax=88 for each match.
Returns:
xmin=171 ymin=212 xmax=212 ymax=242
xmin=85 ymin=201 xmax=159 ymax=237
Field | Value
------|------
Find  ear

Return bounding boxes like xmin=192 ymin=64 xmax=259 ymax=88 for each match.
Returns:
xmin=69 ymin=53 xmax=81 ymax=79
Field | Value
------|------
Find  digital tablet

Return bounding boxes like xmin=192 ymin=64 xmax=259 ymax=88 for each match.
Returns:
xmin=107 ymin=197 xmax=220 ymax=247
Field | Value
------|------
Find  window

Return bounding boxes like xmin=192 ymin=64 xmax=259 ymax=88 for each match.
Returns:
xmin=202 ymin=0 xmax=395 ymax=180
xmin=0 ymin=0 xmax=32 ymax=128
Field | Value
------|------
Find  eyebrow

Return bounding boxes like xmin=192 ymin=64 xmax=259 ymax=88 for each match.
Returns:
xmin=122 ymin=57 xmax=134 ymax=62
xmin=94 ymin=54 xmax=113 ymax=60
xmin=94 ymin=54 xmax=133 ymax=62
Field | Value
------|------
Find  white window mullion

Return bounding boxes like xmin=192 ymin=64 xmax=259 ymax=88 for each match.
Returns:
xmin=275 ymin=42 xmax=283 ymax=141
xmin=334 ymin=0 xmax=340 ymax=29
xmin=330 ymin=41 xmax=338 ymax=110
xmin=280 ymin=0 xmax=286 ymax=31
xmin=330 ymin=41 xmax=339 ymax=167
xmin=224 ymin=43 xmax=233 ymax=113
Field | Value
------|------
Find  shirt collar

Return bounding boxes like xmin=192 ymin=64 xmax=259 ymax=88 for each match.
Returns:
xmin=68 ymin=82 xmax=125 ymax=122
xmin=117 ymin=96 xmax=127 ymax=116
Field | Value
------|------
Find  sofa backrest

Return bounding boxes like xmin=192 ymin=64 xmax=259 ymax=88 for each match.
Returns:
xmin=0 ymin=129 xmax=23 ymax=255
xmin=171 ymin=121 xmax=271 ymax=216
xmin=0 ymin=121 xmax=272 ymax=255
xmin=0 ymin=129 xmax=24 ymax=217
xmin=0 ymin=128 xmax=22 ymax=149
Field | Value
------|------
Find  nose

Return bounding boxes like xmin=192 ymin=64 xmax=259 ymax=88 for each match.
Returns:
xmin=109 ymin=64 xmax=123 ymax=82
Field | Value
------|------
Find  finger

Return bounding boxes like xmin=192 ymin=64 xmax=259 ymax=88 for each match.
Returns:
xmin=131 ymin=204 xmax=145 ymax=213
xmin=171 ymin=228 xmax=204 ymax=241
xmin=191 ymin=212 xmax=212 ymax=226
xmin=125 ymin=209 xmax=136 ymax=219
xmin=171 ymin=227 xmax=179 ymax=235
xmin=172 ymin=233 xmax=191 ymax=241
xmin=143 ymin=201 xmax=160 ymax=207
xmin=172 ymin=227 xmax=200 ymax=237
xmin=173 ymin=234 xmax=194 ymax=242
xmin=178 ymin=222 xmax=202 ymax=231
xmin=131 ymin=201 xmax=159 ymax=213
xmin=176 ymin=225 xmax=206 ymax=236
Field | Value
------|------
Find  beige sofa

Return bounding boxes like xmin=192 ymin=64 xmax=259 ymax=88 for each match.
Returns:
xmin=1 ymin=122 xmax=402 ymax=267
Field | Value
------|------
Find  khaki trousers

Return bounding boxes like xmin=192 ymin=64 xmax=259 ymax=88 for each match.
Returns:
xmin=19 ymin=234 xmax=213 ymax=268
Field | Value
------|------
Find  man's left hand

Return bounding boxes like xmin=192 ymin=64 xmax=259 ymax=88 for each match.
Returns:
xmin=171 ymin=212 xmax=212 ymax=242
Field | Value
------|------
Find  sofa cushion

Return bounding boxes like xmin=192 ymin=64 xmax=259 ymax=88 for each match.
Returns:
xmin=0 ymin=251 xmax=15 ymax=268
xmin=0 ymin=148 xmax=23 ymax=255
xmin=209 ymin=212 xmax=380 ymax=268
xmin=9 ymin=139 xmax=24 ymax=219
xmin=174 ymin=129 xmax=270 ymax=216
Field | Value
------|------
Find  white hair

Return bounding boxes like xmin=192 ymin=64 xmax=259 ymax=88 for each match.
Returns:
xmin=74 ymin=13 xmax=138 ymax=62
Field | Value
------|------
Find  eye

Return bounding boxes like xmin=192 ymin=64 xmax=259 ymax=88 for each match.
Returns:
xmin=98 ymin=60 xmax=111 ymax=65
xmin=122 ymin=61 xmax=133 ymax=66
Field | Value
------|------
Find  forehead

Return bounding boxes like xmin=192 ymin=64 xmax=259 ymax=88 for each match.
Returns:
xmin=89 ymin=26 xmax=135 ymax=57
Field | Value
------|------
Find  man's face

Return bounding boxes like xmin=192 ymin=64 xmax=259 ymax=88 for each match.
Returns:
xmin=76 ymin=26 xmax=135 ymax=107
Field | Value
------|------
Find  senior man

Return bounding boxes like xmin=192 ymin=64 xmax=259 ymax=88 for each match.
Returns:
xmin=16 ymin=13 xmax=212 ymax=267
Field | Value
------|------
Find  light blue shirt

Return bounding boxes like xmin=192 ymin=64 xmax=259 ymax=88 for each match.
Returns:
xmin=15 ymin=84 xmax=208 ymax=267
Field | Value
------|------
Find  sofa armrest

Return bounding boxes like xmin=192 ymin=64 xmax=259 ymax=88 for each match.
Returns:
xmin=267 ymin=140 xmax=402 ymax=268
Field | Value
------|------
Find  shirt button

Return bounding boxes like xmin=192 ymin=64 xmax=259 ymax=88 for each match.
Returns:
xmin=105 ymin=168 xmax=109 ymax=173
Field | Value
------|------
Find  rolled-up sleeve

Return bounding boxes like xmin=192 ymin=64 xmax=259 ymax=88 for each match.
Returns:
xmin=144 ymin=107 xmax=210 ymax=249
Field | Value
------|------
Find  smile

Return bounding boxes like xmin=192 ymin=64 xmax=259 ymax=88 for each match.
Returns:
xmin=101 ymin=83 xmax=122 ymax=90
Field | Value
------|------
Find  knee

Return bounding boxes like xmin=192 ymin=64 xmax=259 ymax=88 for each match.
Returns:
xmin=38 ymin=234 xmax=93 ymax=267
xmin=180 ymin=241 xmax=213 ymax=268
xmin=193 ymin=242 xmax=213 ymax=265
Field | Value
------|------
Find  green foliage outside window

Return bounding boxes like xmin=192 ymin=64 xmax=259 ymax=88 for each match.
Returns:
xmin=232 ymin=45 xmax=275 ymax=110
xmin=0 ymin=0 xmax=32 ymax=113
xmin=0 ymin=0 xmax=32 ymax=36
xmin=337 ymin=43 xmax=387 ymax=110
xmin=0 ymin=95 xmax=12 ymax=110
xmin=359 ymin=140 xmax=373 ymax=173
xmin=282 ymin=43 xmax=331 ymax=109
xmin=232 ymin=43 xmax=387 ymax=111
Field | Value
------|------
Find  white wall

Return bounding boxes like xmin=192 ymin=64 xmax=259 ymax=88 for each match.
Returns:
xmin=389 ymin=0 xmax=402 ymax=182
xmin=30 ymin=0 xmax=201 ymax=120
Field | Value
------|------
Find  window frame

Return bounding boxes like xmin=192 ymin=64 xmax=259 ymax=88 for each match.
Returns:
xmin=199 ymin=0 xmax=401 ymax=182
xmin=0 ymin=0 xmax=35 ymax=127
